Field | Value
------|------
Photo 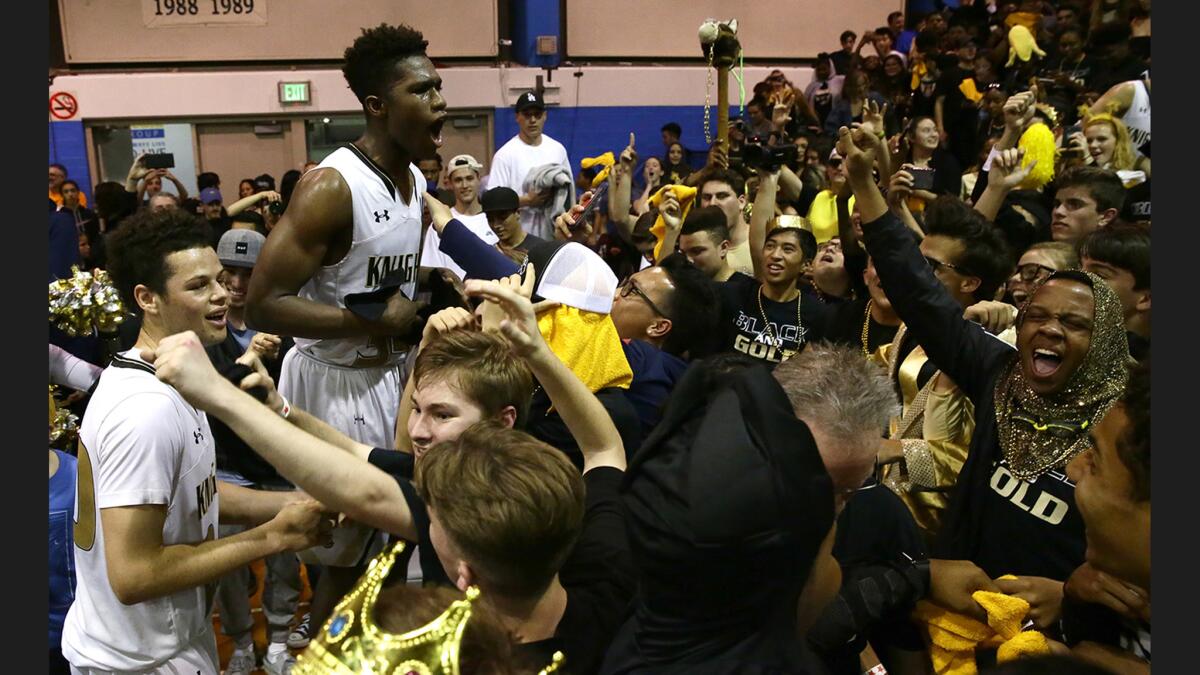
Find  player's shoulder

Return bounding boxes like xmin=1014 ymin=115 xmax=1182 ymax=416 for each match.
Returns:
xmin=90 ymin=353 xmax=188 ymax=420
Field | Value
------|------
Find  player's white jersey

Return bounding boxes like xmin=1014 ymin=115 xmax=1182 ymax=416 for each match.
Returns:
xmin=62 ymin=350 xmax=220 ymax=672
xmin=295 ymin=144 xmax=426 ymax=368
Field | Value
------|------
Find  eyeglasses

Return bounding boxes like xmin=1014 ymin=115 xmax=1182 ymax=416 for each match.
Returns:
xmin=1016 ymin=263 xmax=1057 ymax=282
xmin=619 ymin=277 xmax=671 ymax=320
xmin=924 ymin=255 xmax=970 ymax=276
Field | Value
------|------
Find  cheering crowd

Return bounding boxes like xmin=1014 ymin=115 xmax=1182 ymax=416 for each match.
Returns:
xmin=49 ymin=2 xmax=1150 ymax=673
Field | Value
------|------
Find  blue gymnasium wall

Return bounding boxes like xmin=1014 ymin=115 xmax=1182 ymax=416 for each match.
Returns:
xmin=492 ymin=105 xmax=746 ymax=175
xmin=48 ymin=121 xmax=93 ymax=203
xmin=510 ymin=0 xmax=561 ymax=69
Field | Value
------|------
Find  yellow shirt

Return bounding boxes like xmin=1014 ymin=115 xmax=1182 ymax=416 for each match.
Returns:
xmin=805 ymin=191 xmax=853 ymax=244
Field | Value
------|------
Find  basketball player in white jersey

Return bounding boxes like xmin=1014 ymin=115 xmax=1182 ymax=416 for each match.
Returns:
xmin=62 ymin=208 xmax=332 ymax=675
xmin=244 ymin=22 xmax=446 ymax=638
xmin=1092 ymin=73 xmax=1151 ymax=158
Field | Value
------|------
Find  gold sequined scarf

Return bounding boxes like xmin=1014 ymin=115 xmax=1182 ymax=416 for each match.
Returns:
xmin=994 ymin=271 xmax=1130 ymax=481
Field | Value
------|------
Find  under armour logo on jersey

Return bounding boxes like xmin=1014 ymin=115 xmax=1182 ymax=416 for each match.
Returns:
xmin=193 ymin=429 xmax=204 ymax=444
xmin=354 ymin=414 xmax=366 ymax=425
xmin=374 ymin=210 xmax=390 ymax=222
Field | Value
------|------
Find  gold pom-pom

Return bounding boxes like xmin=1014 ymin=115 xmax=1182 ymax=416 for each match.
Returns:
xmin=49 ymin=386 xmax=80 ymax=444
xmin=50 ymin=267 xmax=126 ymax=337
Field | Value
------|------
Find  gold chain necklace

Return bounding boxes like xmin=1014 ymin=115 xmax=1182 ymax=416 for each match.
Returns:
xmin=757 ymin=286 xmax=803 ymax=352
xmin=860 ymin=299 xmax=873 ymax=357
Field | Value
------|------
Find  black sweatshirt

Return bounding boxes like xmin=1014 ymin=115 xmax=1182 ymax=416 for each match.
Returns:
xmin=860 ymin=211 xmax=1087 ymax=582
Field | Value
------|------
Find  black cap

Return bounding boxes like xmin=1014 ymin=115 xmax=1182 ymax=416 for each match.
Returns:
xmin=254 ymin=173 xmax=276 ymax=192
xmin=514 ymin=90 xmax=545 ymax=113
xmin=480 ymin=187 xmax=520 ymax=213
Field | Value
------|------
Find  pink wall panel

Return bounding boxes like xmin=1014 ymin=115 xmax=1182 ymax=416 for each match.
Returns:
xmin=51 ymin=65 xmax=818 ymax=119
xmin=566 ymin=0 xmax=904 ymax=59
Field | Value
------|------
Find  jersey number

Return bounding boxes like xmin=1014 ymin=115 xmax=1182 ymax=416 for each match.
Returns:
xmin=73 ymin=439 xmax=97 ymax=551
xmin=351 ymin=335 xmax=406 ymax=368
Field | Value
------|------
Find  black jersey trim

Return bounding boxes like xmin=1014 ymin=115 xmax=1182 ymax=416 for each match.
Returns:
xmin=344 ymin=143 xmax=398 ymax=201
xmin=109 ymin=353 xmax=157 ymax=375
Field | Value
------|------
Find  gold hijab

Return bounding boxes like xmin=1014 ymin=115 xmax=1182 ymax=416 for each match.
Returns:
xmin=994 ymin=271 xmax=1130 ymax=481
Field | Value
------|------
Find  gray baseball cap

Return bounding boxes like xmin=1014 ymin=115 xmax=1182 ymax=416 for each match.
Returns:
xmin=217 ymin=229 xmax=266 ymax=269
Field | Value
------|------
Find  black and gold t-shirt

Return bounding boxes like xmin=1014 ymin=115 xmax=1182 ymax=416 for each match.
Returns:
xmin=719 ymin=273 xmax=833 ymax=364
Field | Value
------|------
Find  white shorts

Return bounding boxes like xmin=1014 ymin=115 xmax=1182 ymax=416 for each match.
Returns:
xmin=278 ymin=348 xmax=404 ymax=449
xmin=279 ymin=348 xmax=403 ymax=567
xmin=68 ymin=637 xmax=218 ymax=675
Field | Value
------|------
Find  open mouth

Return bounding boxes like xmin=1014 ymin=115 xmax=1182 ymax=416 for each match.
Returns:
xmin=1031 ymin=348 xmax=1063 ymax=377
xmin=430 ymin=117 xmax=446 ymax=148
xmin=206 ymin=309 xmax=228 ymax=328
xmin=820 ymin=252 xmax=836 ymax=264
xmin=767 ymin=263 xmax=785 ymax=275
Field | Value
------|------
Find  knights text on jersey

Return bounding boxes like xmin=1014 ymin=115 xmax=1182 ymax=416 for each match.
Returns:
xmin=62 ymin=350 xmax=220 ymax=672
xmin=294 ymin=144 xmax=426 ymax=367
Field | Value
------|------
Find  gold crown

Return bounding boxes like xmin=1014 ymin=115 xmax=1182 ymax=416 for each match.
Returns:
xmin=294 ymin=541 xmax=565 ymax=675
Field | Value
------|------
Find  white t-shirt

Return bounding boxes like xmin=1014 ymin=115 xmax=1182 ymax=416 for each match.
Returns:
xmin=62 ymin=350 xmax=221 ymax=672
xmin=420 ymin=207 xmax=498 ymax=280
xmin=488 ymin=134 xmax=573 ymax=241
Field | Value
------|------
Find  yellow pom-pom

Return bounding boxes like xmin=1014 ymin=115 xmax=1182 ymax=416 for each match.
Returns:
xmin=1017 ymin=122 xmax=1056 ymax=190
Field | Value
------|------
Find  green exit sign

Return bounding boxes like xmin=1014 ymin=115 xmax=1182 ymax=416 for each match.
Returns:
xmin=278 ymin=81 xmax=311 ymax=104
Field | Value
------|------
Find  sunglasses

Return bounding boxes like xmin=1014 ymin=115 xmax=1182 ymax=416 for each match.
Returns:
xmin=1016 ymin=263 xmax=1057 ymax=282
xmin=619 ymin=277 xmax=671 ymax=320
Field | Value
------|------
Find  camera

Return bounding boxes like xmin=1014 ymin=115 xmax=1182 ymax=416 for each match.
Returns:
xmin=268 ymin=200 xmax=284 ymax=215
xmin=742 ymin=137 xmax=798 ymax=172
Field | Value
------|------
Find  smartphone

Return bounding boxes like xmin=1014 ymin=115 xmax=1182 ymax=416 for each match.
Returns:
xmin=143 ymin=153 xmax=175 ymax=169
xmin=908 ymin=166 xmax=936 ymax=191
xmin=570 ymin=181 xmax=609 ymax=230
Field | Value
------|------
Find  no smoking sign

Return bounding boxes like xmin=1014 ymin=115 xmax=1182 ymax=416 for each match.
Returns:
xmin=49 ymin=92 xmax=78 ymax=120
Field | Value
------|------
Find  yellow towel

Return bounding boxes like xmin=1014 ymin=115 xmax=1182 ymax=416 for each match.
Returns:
xmin=1005 ymin=24 xmax=1046 ymax=67
xmin=910 ymin=60 xmax=928 ymax=92
xmin=913 ymin=575 xmax=1050 ymax=675
xmin=538 ymin=305 xmax=633 ymax=393
xmin=958 ymin=78 xmax=983 ymax=104
xmin=647 ymin=184 xmax=699 ymax=260
xmin=580 ymin=152 xmax=616 ymax=188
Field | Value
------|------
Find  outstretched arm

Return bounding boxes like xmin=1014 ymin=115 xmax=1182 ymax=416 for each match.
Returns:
xmin=839 ymin=126 xmax=1014 ymax=401
xmin=608 ymin=133 xmax=638 ymax=241
xmin=227 ymin=190 xmax=279 ymax=217
xmin=749 ymin=170 xmax=780 ymax=281
xmin=656 ymin=189 xmax=683 ymax=263
xmin=162 ymin=171 xmax=189 ymax=201
xmin=148 ymin=332 xmax=418 ymax=541
xmin=101 ymin=499 xmax=329 ymax=605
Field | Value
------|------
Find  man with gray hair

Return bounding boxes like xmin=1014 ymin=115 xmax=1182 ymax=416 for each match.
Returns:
xmin=603 ymin=343 xmax=898 ymax=673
